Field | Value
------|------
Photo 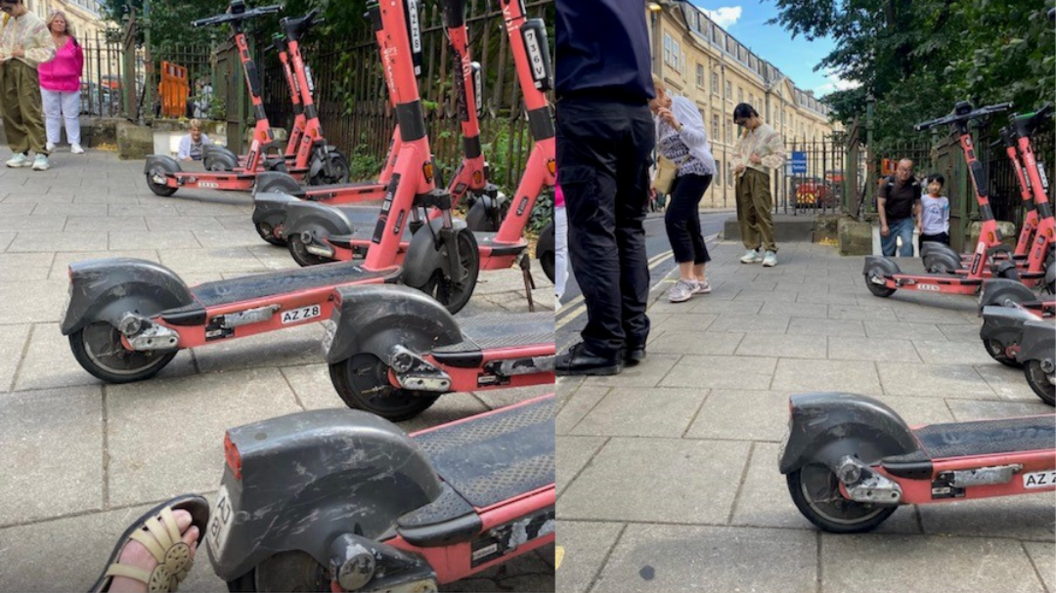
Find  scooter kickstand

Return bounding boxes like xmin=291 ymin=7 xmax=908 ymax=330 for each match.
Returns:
xmin=519 ymin=253 xmax=536 ymax=312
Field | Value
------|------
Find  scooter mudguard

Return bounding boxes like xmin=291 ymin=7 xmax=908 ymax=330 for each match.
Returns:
xmin=254 ymin=171 xmax=305 ymax=198
xmin=465 ymin=195 xmax=507 ymax=233
xmin=922 ymin=250 xmax=961 ymax=274
xmin=322 ymin=284 xmax=463 ymax=365
xmin=60 ymin=258 xmax=194 ymax=336
xmin=919 ymin=241 xmax=957 ymax=259
xmin=400 ymin=218 xmax=471 ymax=289
xmin=284 ymin=200 xmax=356 ymax=243
xmin=979 ymin=278 xmax=1038 ymax=309
xmin=206 ymin=408 xmax=443 ymax=582
xmin=778 ymin=393 xmax=920 ymax=475
xmin=536 ymin=220 xmax=555 ymax=261
xmin=1017 ymin=319 xmax=1056 ymax=364
xmin=202 ymin=145 xmax=239 ymax=171
xmin=980 ymin=305 xmax=1037 ymax=346
xmin=252 ymin=191 xmax=301 ymax=239
xmin=863 ymin=256 xmax=901 ymax=277
xmin=144 ymin=154 xmax=181 ymax=175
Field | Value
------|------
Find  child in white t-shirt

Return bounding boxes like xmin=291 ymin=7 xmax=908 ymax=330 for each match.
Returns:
xmin=918 ymin=173 xmax=950 ymax=252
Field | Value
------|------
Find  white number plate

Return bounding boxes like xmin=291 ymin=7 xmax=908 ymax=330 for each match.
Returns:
xmin=1023 ymin=470 xmax=1056 ymax=489
xmin=281 ymin=304 xmax=321 ymax=324
xmin=207 ymin=485 xmax=235 ymax=556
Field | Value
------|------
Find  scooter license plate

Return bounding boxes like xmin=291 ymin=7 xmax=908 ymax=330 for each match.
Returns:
xmin=207 ymin=485 xmax=236 ymax=556
xmin=1022 ymin=470 xmax=1056 ymax=489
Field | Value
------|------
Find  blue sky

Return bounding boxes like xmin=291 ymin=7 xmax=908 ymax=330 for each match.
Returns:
xmin=688 ymin=0 xmax=853 ymax=97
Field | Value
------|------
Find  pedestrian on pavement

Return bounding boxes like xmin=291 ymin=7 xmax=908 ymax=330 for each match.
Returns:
xmin=878 ymin=158 xmax=921 ymax=257
xmin=651 ymin=74 xmax=715 ymax=303
xmin=731 ymin=103 xmax=785 ymax=267
xmin=39 ymin=10 xmax=84 ymax=155
xmin=554 ymin=0 xmax=654 ymax=376
xmin=918 ymin=172 xmax=950 ymax=252
xmin=177 ymin=118 xmax=214 ymax=162
xmin=0 ymin=0 xmax=56 ymax=171
xmin=554 ymin=178 xmax=569 ymax=310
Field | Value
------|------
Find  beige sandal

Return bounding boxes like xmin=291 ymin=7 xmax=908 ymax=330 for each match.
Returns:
xmin=89 ymin=494 xmax=209 ymax=593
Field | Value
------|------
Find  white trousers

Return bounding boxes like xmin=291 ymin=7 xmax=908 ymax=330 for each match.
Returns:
xmin=41 ymin=88 xmax=81 ymax=146
xmin=555 ymin=205 xmax=569 ymax=300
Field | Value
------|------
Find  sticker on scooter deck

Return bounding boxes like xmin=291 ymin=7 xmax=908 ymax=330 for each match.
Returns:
xmin=470 ymin=505 xmax=554 ymax=568
xmin=1023 ymin=470 xmax=1056 ymax=489
xmin=281 ymin=304 xmax=321 ymax=324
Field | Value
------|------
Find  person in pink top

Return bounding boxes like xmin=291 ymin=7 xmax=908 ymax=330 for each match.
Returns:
xmin=38 ymin=11 xmax=83 ymax=154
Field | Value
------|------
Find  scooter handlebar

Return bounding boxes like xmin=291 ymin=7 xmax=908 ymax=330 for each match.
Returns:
xmin=191 ymin=4 xmax=284 ymax=29
xmin=914 ymin=102 xmax=1013 ymax=132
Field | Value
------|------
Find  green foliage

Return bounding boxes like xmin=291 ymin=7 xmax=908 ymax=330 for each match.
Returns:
xmin=769 ymin=0 xmax=1056 ymax=149
xmin=347 ymin=133 xmax=384 ymax=180
xmin=528 ymin=187 xmax=554 ymax=233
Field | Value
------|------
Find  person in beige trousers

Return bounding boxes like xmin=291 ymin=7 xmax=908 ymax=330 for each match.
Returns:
xmin=0 ymin=0 xmax=54 ymax=170
xmin=730 ymin=102 xmax=785 ymax=267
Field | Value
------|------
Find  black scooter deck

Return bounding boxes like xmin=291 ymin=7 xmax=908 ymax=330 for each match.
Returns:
xmin=413 ymin=396 xmax=554 ymax=509
xmin=436 ymin=312 xmax=554 ymax=353
xmin=187 ymin=262 xmax=395 ymax=308
xmin=886 ymin=416 xmax=1055 ymax=464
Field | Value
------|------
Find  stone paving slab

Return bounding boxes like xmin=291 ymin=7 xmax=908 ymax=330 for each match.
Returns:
xmin=568 ymin=387 xmax=708 ymax=438
xmin=555 ymin=521 xmax=625 ymax=593
xmin=660 ymin=355 xmax=777 ymax=390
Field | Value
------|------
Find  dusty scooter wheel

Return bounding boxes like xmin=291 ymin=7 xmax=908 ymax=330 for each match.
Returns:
xmin=982 ymin=338 xmax=1021 ymax=368
xmin=863 ymin=260 xmax=897 ymax=298
xmin=787 ymin=463 xmax=898 ymax=533
xmin=69 ymin=322 xmax=177 ymax=384
xmin=227 ymin=551 xmax=329 ymax=592
xmin=1024 ymin=360 xmax=1056 ymax=406
xmin=412 ymin=228 xmax=481 ymax=315
xmin=287 ymin=234 xmax=333 ymax=267
xmin=329 ymin=353 xmax=440 ymax=421
xmin=254 ymin=220 xmax=287 ymax=247
xmin=309 ymin=150 xmax=351 ymax=186
xmin=145 ymin=166 xmax=177 ymax=197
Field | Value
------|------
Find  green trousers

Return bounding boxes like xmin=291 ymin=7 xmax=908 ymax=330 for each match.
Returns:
xmin=736 ymin=167 xmax=777 ymax=253
xmin=0 ymin=59 xmax=48 ymax=156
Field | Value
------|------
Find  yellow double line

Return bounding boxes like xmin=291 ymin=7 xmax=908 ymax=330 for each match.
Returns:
xmin=555 ymin=250 xmax=673 ymax=330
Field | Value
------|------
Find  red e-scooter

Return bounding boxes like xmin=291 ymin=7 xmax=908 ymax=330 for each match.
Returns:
xmin=207 ymin=392 xmax=555 ymax=591
xmin=779 ymin=392 xmax=1055 ymax=533
xmin=60 ymin=0 xmax=479 ymax=383
xmin=280 ymin=0 xmax=556 ymax=278
xmin=143 ymin=1 xmax=327 ymax=197
xmin=864 ymin=101 xmax=1030 ymax=298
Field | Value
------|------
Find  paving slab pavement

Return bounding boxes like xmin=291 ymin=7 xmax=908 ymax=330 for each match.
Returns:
xmin=0 ymin=149 xmax=554 ymax=592
xmin=557 ymin=240 xmax=1054 ymax=593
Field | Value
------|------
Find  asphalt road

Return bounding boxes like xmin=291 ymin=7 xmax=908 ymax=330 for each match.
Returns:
xmin=556 ymin=209 xmax=732 ymax=351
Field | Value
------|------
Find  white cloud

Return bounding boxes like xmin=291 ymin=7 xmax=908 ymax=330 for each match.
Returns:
xmin=703 ymin=6 xmax=742 ymax=29
xmin=813 ymin=69 xmax=861 ymax=96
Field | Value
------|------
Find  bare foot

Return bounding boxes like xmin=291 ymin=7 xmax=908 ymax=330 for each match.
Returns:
xmin=108 ymin=509 xmax=199 ymax=593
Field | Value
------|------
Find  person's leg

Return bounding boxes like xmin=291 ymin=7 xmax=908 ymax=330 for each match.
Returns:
xmin=614 ymin=102 xmax=654 ymax=346
xmin=0 ymin=64 xmax=31 ymax=157
xmin=750 ymin=169 xmax=777 ymax=254
xmin=15 ymin=61 xmax=48 ymax=156
xmin=736 ymin=174 xmax=760 ymax=251
xmin=896 ymin=218 xmax=914 ymax=257
xmin=554 ymin=205 xmax=569 ymax=302
xmin=41 ymin=88 xmax=61 ymax=146
xmin=664 ymin=175 xmax=696 ymax=275
xmin=880 ymin=221 xmax=898 ymax=256
xmin=556 ymin=97 xmax=624 ymax=359
xmin=61 ymin=90 xmax=82 ymax=149
xmin=690 ymin=174 xmax=713 ymax=288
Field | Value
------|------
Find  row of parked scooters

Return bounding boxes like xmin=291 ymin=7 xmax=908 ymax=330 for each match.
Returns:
xmin=63 ymin=1 xmax=556 ymax=590
xmin=783 ymin=99 xmax=1056 ymax=535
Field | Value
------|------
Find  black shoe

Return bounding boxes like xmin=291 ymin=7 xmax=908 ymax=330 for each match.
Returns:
xmin=624 ymin=344 xmax=646 ymax=365
xmin=555 ymin=342 xmax=623 ymax=376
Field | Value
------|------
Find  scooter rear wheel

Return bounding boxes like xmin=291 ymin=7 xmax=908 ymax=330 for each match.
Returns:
xmin=69 ymin=322 xmax=177 ymax=384
xmin=863 ymin=267 xmax=896 ymax=298
xmin=413 ymin=228 xmax=480 ymax=315
xmin=1024 ymin=360 xmax=1055 ymax=406
xmin=787 ymin=463 xmax=897 ymax=533
xmin=145 ymin=167 xmax=177 ymax=197
xmin=254 ymin=220 xmax=287 ymax=247
xmin=982 ymin=338 xmax=1021 ymax=368
xmin=227 ymin=551 xmax=329 ymax=592
xmin=309 ymin=150 xmax=351 ymax=186
xmin=329 ymin=353 xmax=440 ymax=421
xmin=540 ymin=249 xmax=555 ymax=284
xmin=288 ymin=235 xmax=334 ymax=267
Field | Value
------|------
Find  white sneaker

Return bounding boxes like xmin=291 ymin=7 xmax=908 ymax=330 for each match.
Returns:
xmin=740 ymin=249 xmax=762 ymax=264
xmin=71 ymin=144 xmax=84 ymax=154
xmin=693 ymin=280 xmax=712 ymax=294
xmin=762 ymin=250 xmax=778 ymax=267
xmin=668 ymin=279 xmax=697 ymax=303
xmin=32 ymin=154 xmax=50 ymax=171
xmin=5 ymin=153 xmax=30 ymax=168
xmin=45 ymin=141 xmax=56 ymax=151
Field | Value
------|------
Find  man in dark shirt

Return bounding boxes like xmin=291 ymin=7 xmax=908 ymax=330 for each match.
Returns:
xmin=877 ymin=159 xmax=921 ymax=257
xmin=554 ymin=0 xmax=655 ymax=376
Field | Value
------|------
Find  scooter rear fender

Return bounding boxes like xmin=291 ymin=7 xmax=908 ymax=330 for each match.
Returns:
xmin=400 ymin=218 xmax=471 ymax=289
xmin=322 ymin=284 xmax=463 ymax=365
xmin=144 ymin=154 xmax=181 ymax=175
xmin=536 ymin=220 xmax=555 ymax=260
xmin=284 ymin=200 xmax=355 ymax=240
xmin=252 ymin=191 xmax=302 ymax=238
xmin=778 ymin=393 xmax=920 ymax=475
xmin=1018 ymin=319 xmax=1056 ymax=363
xmin=207 ymin=407 xmax=443 ymax=581
xmin=60 ymin=258 xmax=194 ymax=336
xmin=254 ymin=171 xmax=305 ymax=197
xmin=980 ymin=305 xmax=1036 ymax=345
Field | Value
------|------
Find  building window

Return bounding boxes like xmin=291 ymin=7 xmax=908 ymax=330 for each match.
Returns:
xmin=716 ymin=159 xmax=723 ymax=185
xmin=738 ymin=86 xmax=743 ymax=104
xmin=726 ymin=119 xmax=733 ymax=144
xmin=728 ymin=162 xmax=734 ymax=186
xmin=725 ymin=36 xmax=731 ymax=54
xmin=712 ymin=114 xmax=720 ymax=140
xmin=748 ymin=93 xmax=754 ymax=108
xmin=663 ymin=33 xmax=682 ymax=73
xmin=697 ymin=64 xmax=704 ymax=88
xmin=711 ymin=72 xmax=719 ymax=95
xmin=712 ymin=24 xmax=718 ymax=43
xmin=725 ymin=80 xmax=732 ymax=101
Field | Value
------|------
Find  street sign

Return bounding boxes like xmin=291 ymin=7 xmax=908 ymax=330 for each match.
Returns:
xmin=790 ymin=151 xmax=807 ymax=175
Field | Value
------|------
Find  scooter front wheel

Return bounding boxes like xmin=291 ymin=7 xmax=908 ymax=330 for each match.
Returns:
xmin=787 ymin=463 xmax=897 ymax=533
xmin=413 ymin=228 xmax=480 ymax=315
xmin=329 ymin=353 xmax=440 ymax=421
xmin=982 ymin=338 xmax=1021 ymax=368
xmin=145 ymin=167 xmax=177 ymax=197
xmin=69 ymin=322 xmax=177 ymax=384
xmin=1024 ymin=360 xmax=1055 ymax=406
xmin=227 ymin=550 xmax=328 ymax=592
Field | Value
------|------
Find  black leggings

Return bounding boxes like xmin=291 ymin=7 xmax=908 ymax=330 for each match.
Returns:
xmin=665 ymin=173 xmax=713 ymax=264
